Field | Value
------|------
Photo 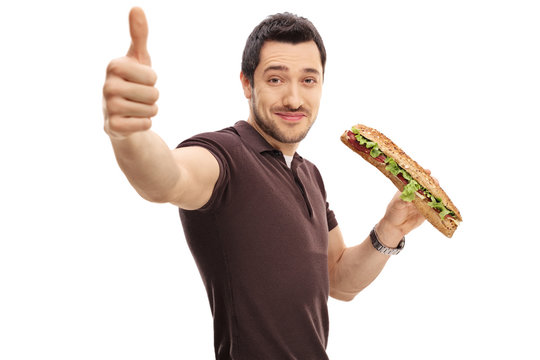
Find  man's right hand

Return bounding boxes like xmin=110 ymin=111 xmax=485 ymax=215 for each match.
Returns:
xmin=103 ymin=7 xmax=219 ymax=210
xmin=103 ymin=7 xmax=159 ymax=139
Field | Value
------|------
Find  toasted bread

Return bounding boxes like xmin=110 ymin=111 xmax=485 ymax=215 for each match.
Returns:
xmin=341 ymin=124 xmax=462 ymax=238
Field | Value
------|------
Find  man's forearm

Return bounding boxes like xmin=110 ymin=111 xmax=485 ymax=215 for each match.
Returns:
xmin=329 ymin=236 xmax=391 ymax=301
xmin=110 ymin=130 xmax=180 ymax=203
xmin=329 ymin=221 xmax=404 ymax=301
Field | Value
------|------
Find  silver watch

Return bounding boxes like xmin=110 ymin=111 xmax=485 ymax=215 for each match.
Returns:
xmin=370 ymin=228 xmax=405 ymax=255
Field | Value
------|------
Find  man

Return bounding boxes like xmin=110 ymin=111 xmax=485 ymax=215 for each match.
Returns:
xmin=103 ymin=7 xmax=426 ymax=359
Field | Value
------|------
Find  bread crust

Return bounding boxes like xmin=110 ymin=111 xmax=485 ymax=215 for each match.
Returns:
xmin=341 ymin=125 xmax=462 ymax=238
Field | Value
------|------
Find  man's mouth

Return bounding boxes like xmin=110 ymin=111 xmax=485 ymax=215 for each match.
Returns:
xmin=275 ymin=112 xmax=306 ymax=122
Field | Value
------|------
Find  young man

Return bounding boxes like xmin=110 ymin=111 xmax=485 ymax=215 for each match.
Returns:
xmin=103 ymin=7 xmax=426 ymax=359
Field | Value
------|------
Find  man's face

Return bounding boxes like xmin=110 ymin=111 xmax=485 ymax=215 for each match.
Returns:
xmin=242 ymin=40 xmax=323 ymax=148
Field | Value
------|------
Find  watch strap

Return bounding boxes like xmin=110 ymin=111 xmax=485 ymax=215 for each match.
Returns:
xmin=370 ymin=228 xmax=405 ymax=255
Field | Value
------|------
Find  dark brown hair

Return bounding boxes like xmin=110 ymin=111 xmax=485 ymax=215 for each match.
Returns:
xmin=241 ymin=12 xmax=326 ymax=86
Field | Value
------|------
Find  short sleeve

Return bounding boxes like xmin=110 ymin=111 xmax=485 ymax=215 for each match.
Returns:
xmin=176 ymin=129 xmax=237 ymax=211
xmin=306 ymin=159 xmax=338 ymax=232
xmin=326 ymin=202 xmax=338 ymax=232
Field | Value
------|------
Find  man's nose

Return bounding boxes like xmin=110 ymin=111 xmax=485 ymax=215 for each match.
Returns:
xmin=282 ymin=83 xmax=303 ymax=110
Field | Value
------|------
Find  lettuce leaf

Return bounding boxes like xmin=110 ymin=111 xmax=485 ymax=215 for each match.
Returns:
xmin=370 ymin=147 xmax=382 ymax=158
xmin=385 ymin=158 xmax=401 ymax=176
xmin=401 ymin=180 xmax=421 ymax=201
xmin=384 ymin=158 xmax=413 ymax=182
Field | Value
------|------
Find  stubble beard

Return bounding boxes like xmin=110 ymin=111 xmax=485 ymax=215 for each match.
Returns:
xmin=251 ymin=94 xmax=315 ymax=144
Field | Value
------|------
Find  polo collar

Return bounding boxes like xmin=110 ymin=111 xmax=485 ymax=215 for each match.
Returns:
xmin=234 ymin=120 xmax=277 ymax=154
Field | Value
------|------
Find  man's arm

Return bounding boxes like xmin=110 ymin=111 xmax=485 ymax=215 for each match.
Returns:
xmin=328 ymin=191 xmax=426 ymax=301
xmin=103 ymin=7 xmax=219 ymax=210
xmin=108 ymin=132 xmax=219 ymax=210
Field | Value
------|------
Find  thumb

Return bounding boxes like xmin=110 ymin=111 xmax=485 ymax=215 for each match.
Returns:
xmin=126 ymin=7 xmax=151 ymax=66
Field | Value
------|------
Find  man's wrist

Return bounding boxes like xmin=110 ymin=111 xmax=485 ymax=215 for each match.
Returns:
xmin=370 ymin=227 xmax=405 ymax=255
xmin=374 ymin=220 xmax=405 ymax=248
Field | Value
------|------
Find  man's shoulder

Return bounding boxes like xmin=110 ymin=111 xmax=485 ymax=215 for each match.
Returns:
xmin=176 ymin=122 xmax=242 ymax=150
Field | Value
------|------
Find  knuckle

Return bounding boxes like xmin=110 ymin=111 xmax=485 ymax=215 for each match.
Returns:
xmin=106 ymin=58 xmax=123 ymax=75
xmin=102 ymin=81 xmax=118 ymax=98
xmin=150 ymin=87 xmax=160 ymax=102
xmin=148 ymin=69 xmax=158 ymax=85
xmin=102 ymin=84 xmax=110 ymax=98
xmin=107 ymin=116 xmax=123 ymax=132
xmin=106 ymin=57 xmax=136 ymax=81
xmin=106 ymin=97 xmax=124 ymax=114
xmin=150 ymin=104 xmax=159 ymax=117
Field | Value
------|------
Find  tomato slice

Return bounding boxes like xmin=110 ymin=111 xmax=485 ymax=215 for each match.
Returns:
xmin=396 ymin=174 xmax=409 ymax=185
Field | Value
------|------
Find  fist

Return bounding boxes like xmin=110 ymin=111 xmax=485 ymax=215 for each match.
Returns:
xmin=103 ymin=7 xmax=159 ymax=139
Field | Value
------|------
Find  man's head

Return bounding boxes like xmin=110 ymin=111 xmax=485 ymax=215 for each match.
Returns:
xmin=241 ymin=13 xmax=326 ymax=87
xmin=240 ymin=13 xmax=326 ymax=154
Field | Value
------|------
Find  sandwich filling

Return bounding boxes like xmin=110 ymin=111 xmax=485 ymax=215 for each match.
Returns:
xmin=347 ymin=128 xmax=458 ymax=223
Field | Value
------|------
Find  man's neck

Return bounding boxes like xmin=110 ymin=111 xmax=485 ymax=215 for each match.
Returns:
xmin=246 ymin=119 xmax=299 ymax=156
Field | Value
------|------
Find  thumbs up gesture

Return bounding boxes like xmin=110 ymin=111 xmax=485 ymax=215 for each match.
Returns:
xmin=103 ymin=7 xmax=159 ymax=139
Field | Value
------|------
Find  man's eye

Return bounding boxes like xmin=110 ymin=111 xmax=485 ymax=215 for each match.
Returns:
xmin=269 ymin=78 xmax=281 ymax=84
xmin=304 ymin=78 xmax=316 ymax=84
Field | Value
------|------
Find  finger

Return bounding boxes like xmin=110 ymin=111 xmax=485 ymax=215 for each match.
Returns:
xmin=107 ymin=57 xmax=157 ymax=85
xmin=126 ymin=7 xmax=151 ymax=65
xmin=107 ymin=97 xmax=158 ymax=118
xmin=108 ymin=116 xmax=152 ymax=134
xmin=104 ymin=77 xmax=159 ymax=104
xmin=123 ymin=83 xmax=159 ymax=104
xmin=414 ymin=213 xmax=427 ymax=227
xmin=391 ymin=191 xmax=407 ymax=207
xmin=425 ymin=168 xmax=440 ymax=186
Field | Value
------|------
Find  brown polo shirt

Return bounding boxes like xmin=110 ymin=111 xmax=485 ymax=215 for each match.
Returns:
xmin=177 ymin=121 xmax=338 ymax=360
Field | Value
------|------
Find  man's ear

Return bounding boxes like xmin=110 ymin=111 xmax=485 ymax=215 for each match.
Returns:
xmin=240 ymin=72 xmax=252 ymax=99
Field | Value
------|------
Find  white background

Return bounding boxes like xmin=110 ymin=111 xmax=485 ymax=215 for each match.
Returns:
xmin=1 ymin=0 xmax=539 ymax=359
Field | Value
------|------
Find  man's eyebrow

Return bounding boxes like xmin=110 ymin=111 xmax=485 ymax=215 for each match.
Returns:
xmin=263 ymin=65 xmax=321 ymax=76
xmin=263 ymin=65 xmax=289 ymax=73
xmin=303 ymin=67 xmax=321 ymax=76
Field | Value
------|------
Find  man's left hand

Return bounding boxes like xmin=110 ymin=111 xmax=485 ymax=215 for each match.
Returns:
xmin=375 ymin=191 xmax=426 ymax=247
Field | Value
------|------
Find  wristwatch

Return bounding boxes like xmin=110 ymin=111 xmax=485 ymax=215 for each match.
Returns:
xmin=370 ymin=227 xmax=405 ymax=255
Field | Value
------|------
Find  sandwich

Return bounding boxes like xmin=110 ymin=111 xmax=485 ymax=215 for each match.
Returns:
xmin=341 ymin=124 xmax=462 ymax=237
